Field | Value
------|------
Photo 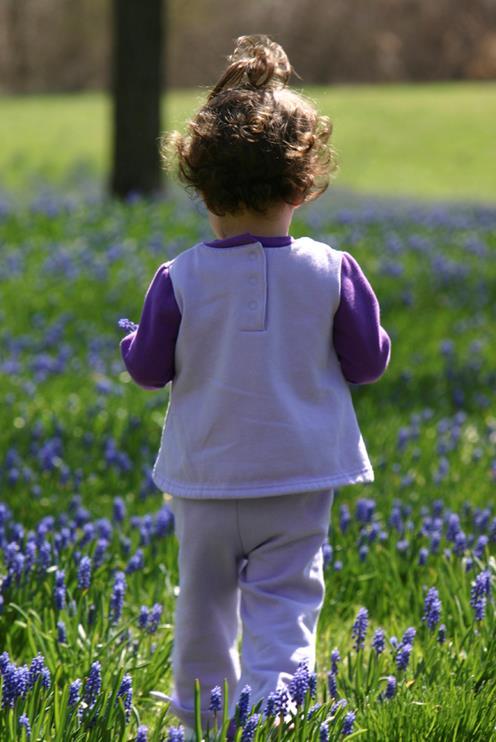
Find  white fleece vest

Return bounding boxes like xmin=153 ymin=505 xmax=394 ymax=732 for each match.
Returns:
xmin=152 ymin=237 xmax=374 ymax=498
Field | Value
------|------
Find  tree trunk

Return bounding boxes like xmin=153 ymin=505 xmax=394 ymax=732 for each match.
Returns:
xmin=110 ymin=0 xmax=163 ymax=198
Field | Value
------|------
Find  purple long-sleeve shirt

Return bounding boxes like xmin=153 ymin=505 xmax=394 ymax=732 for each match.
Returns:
xmin=120 ymin=233 xmax=391 ymax=389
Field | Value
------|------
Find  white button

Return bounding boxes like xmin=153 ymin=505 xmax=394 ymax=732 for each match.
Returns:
xmin=248 ymin=276 xmax=257 ymax=285
xmin=248 ymin=301 xmax=257 ymax=310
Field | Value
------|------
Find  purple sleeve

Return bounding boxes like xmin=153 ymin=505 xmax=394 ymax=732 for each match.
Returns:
xmin=333 ymin=252 xmax=391 ymax=384
xmin=120 ymin=263 xmax=181 ymax=390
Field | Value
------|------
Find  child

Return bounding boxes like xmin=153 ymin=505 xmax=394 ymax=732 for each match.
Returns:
xmin=120 ymin=34 xmax=391 ymax=738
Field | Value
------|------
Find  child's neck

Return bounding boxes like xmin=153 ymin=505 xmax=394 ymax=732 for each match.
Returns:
xmin=208 ymin=201 xmax=295 ymax=239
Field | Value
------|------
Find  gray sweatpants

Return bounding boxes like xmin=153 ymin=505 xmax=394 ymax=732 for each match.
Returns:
xmin=167 ymin=488 xmax=334 ymax=729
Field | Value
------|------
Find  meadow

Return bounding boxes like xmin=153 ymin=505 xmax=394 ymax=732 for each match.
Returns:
xmin=0 ymin=84 xmax=495 ymax=740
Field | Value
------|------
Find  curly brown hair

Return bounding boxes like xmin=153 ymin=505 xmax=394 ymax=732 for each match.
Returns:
xmin=161 ymin=35 xmax=338 ymax=216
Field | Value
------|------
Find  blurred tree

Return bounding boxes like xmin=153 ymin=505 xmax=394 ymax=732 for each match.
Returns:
xmin=110 ymin=0 xmax=163 ymax=198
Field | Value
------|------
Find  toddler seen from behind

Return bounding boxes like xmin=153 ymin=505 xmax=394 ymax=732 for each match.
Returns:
xmin=120 ymin=34 xmax=391 ymax=739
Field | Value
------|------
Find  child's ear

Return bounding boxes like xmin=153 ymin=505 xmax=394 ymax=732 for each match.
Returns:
xmin=290 ymin=191 xmax=305 ymax=208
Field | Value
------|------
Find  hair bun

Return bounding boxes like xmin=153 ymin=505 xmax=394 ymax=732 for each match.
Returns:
xmin=208 ymin=35 xmax=292 ymax=101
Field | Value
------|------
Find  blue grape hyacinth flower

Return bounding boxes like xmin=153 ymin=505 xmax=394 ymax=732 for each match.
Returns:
xmin=84 ymin=661 xmax=102 ymax=708
xmin=422 ymin=587 xmax=442 ymax=630
xmin=18 ymin=713 xmax=31 ymax=740
xmin=118 ymin=318 xmax=139 ymax=333
xmin=384 ymin=675 xmax=397 ymax=700
xmin=342 ymin=710 xmax=356 ymax=735
xmin=241 ymin=713 xmax=260 ymax=741
xmin=330 ymin=648 xmax=341 ymax=674
xmin=395 ymin=643 xmax=412 ymax=671
xmin=327 ymin=671 xmax=338 ymax=699
xmin=352 ymin=607 xmax=368 ymax=651
xmin=372 ymin=628 xmax=385 ymax=654
xmin=77 ymin=556 xmax=92 ymax=590
xmin=237 ymin=685 xmax=251 ymax=726
xmin=209 ymin=684 xmax=222 ymax=713
xmin=68 ymin=679 xmax=82 ymax=707
xmin=289 ymin=660 xmax=310 ymax=706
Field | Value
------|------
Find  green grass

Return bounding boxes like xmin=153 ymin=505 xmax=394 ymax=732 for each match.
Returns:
xmin=0 ymin=189 xmax=495 ymax=739
xmin=0 ymin=82 xmax=495 ymax=739
xmin=0 ymin=82 xmax=495 ymax=202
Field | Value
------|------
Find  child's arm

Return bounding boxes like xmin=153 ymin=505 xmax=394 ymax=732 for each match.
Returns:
xmin=120 ymin=264 xmax=181 ymax=389
xmin=333 ymin=252 xmax=391 ymax=384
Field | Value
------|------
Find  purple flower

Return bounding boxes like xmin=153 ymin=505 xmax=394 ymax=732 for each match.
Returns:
xmin=446 ymin=513 xmax=461 ymax=542
xmin=396 ymin=538 xmax=409 ymax=554
xmin=422 ymin=587 xmax=442 ymax=630
xmin=358 ymin=544 xmax=369 ymax=562
xmin=289 ymin=660 xmax=310 ymax=706
xmin=138 ymin=606 xmax=149 ymax=630
xmin=113 ymin=497 xmax=126 ymax=523
xmin=57 ymin=621 xmax=67 ymax=644
xmin=241 ymin=713 xmax=260 ymax=740
xmin=77 ymin=556 xmax=92 ymax=590
xmin=355 ymin=498 xmax=375 ymax=524
xmin=37 ymin=540 xmax=52 ymax=572
xmin=117 ymin=673 xmax=133 ymax=722
xmin=331 ymin=698 xmax=348 ymax=715
xmin=389 ymin=505 xmax=404 ymax=533
xmin=473 ymin=535 xmax=488 ymax=560
xmin=307 ymin=702 xmax=321 ymax=720
xmin=470 ymin=570 xmax=491 ymax=622
xmin=209 ymin=685 xmax=222 ymax=712
xmin=1 ymin=663 xmax=17 ymax=708
xmin=272 ymin=686 xmax=289 ymax=716
xmin=453 ymin=531 xmax=467 ymax=557
xmin=418 ymin=547 xmax=429 ymax=566
xmin=395 ymin=643 xmax=412 ymax=671
xmin=94 ymin=538 xmax=109 ymax=568
xmin=137 ymin=726 xmax=148 ymax=742
xmin=237 ymin=685 xmax=251 ymax=726
xmin=28 ymin=654 xmax=46 ymax=689
xmin=18 ymin=713 xmax=31 ymax=739
xmin=342 ymin=710 xmax=356 ymax=735
xmin=68 ymin=678 xmax=82 ymax=707
xmin=339 ymin=504 xmax=351 ymax=534
xmin=147 ymin=603 xmax=163 ymax=634
xmin=320 ymin=720 xmax=329 ymax=741
xmin=54 ymin=570 xmax=66 ymax=610
xmin=401 ymin=627 xmax=416 ymax=646
xmin=126 ymin=549 xmax=144 ymax=574
xmin=322 ymin=541 xmax=333 ymax=569
xmin=264 ymin=692 xmax=277 ymax=718
xmin=0 ymin=652 xmax=10 ymax=674
xmin=166 ymin=728 xmax=184 ymax=741
xmin=352 ymin=607 xmax=368 ymax=651
xmin=429 ymin=531 xmax=441 ymax=554
xmin=384 ymin=675 xmax=397 ymax=700
xmin=309 ymin=672 xmax=317 ymax=699
xmin=327 ymin=671 xmax=338 ymax=699
xmin=118 ymin=318 xmax=139 ymax=332
xmin=372 ymin=628 xmax=385 ymax=654
xmin=330 ymin=648 xmax=341 ymax=674
xmin=109 ymin=571 xmax=127 ymax=624
xmin=84 ymin=661 xmax=101 ymax=708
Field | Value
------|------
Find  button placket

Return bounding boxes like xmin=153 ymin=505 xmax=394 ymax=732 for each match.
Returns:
xmin=240 ymin=244 xmax=267 ymax=331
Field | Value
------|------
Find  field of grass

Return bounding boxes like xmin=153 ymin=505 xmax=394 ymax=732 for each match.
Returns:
xmin=0 ymin=85 xmax=495 ymax=740
xmin=0 ymin=82 xmax=495 ymax=202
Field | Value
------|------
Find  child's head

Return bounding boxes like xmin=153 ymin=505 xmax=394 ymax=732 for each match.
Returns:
xmin=161 ymin=35 xmax=337 ymax=217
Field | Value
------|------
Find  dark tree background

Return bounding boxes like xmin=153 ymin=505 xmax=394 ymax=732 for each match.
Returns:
xmin=110 ymin=0 xmax=163 ymax=198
